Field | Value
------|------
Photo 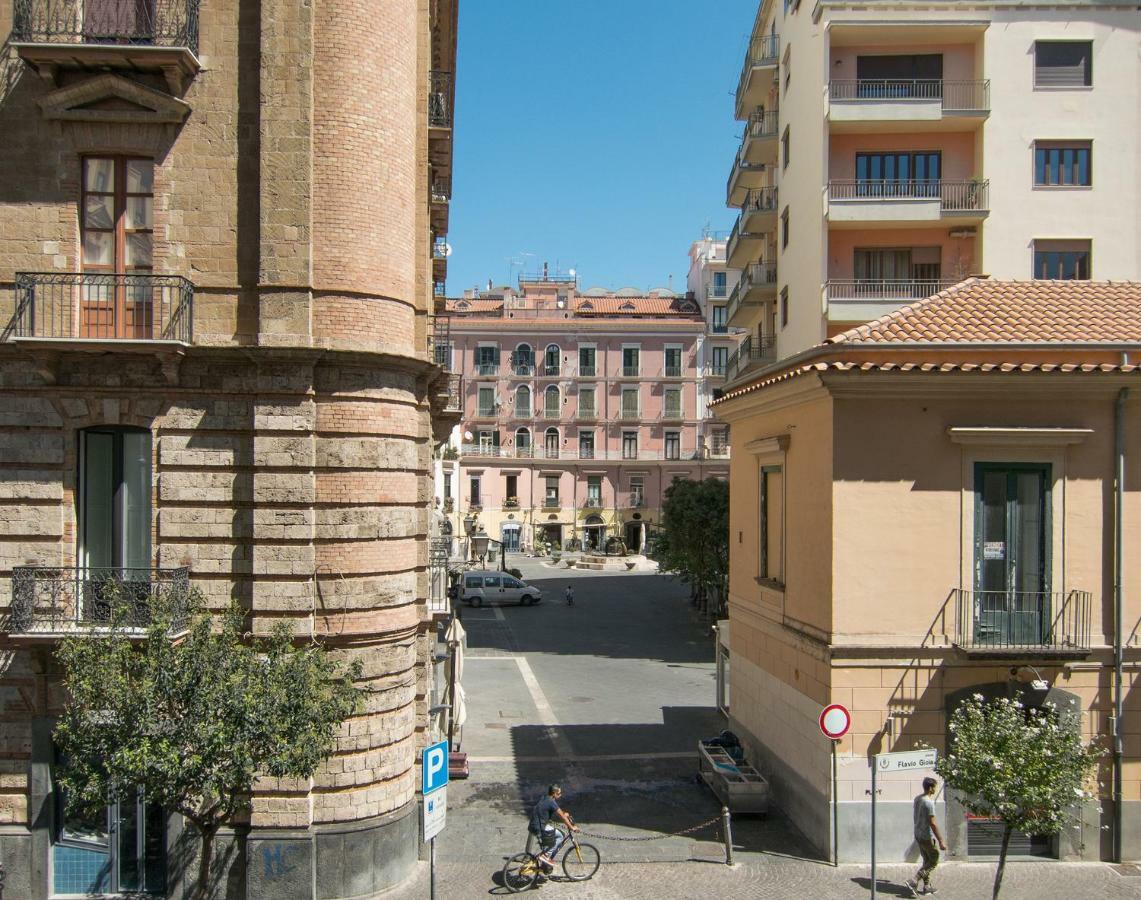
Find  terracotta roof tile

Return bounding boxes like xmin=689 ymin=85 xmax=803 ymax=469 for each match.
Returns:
xmin=827 ymin=279 xmax=1141 ymax=345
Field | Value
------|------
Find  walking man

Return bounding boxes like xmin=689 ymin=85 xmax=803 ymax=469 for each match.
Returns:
xmin=907 ymin=776 xmax=947 ymax=896
xmin=565 ymin=584 xmax=574 ymax=606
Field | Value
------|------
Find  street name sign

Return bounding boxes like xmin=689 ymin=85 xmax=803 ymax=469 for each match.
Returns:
xmin=875 ymin=748 xmax=938 ymax=773
xmin=424 ymin=785 xmax=447 ymax=840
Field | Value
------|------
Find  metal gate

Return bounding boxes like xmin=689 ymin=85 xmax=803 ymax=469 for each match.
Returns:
xmin=966 ymin=818 xmax=1052 ymax=859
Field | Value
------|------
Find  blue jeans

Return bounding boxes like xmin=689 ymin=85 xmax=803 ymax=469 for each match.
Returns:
xmin=538 ymin=825 xmax=566 ymax=858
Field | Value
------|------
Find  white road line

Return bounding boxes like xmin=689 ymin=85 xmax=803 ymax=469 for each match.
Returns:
xmin=514 ymin=657 xmax=576 ymax=759
xmin=491 ymin=603 xmax=506 ymax=622
xmin=466 ymin=752 xmax=694 ymax=763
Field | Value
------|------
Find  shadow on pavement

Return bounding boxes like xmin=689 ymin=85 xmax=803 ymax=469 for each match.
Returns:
xmin=462 ymin=572 xmax=715 ymax=664
xmin=490 ymin=715 xmax=825 ymax=865
xmin=851 ymin=877 xmax=915 ymax=896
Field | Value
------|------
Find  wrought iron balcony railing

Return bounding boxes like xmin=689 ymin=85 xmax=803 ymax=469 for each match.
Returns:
xmin=952 ymin=588 xmax=1092 ymax=654
xmin=829 ymin=79 xmax=990 ymax=111
xmin=725 ymin=334 xmax=777 ymax=381
xmin=827 ymin=180 xmax=990 ymax=211
xmin=9 ymin=566 xmax=190 ymax=635
xmin=8 ymin=272 xmax=194 ymax=343
xmin=429 ymin=70 xmax=454 ymax=128
xmin=441 ymin=373 xmax=462 ymax=413
xmin=12 ymin=0 xmax=201 ymax=54
xmin=627 ymin=492 xmax=645 ymax=508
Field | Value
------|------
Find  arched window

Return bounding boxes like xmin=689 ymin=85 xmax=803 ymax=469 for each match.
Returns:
xmin=544 ymin=385 xmax=560 ymax=418
xmin=544 ymin=343 xmax=560 ymax=376
xmin=514 ymin=385 xmax=531 ymax=417
xmin=544 ymin=427 xmax=559 ymax=459
xmin=513 ymin=343 xmax=533 ymax=375
xmin=514 ymin=427 xmax=531 ymax=458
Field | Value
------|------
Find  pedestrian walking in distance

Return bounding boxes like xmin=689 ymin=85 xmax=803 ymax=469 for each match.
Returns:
xmin=565 ymin=584 xmax=575 ymax=606
xmin=907 ymin=776 xmax=947 ymax=896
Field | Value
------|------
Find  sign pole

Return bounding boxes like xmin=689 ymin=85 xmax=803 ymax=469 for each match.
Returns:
xmin=429 ymin=835 xmax=436 ymax=900
xmin=870 ymin=757 xmax=877 ymax=900
xmin=831 ymin=739 xmax=839 ymax=867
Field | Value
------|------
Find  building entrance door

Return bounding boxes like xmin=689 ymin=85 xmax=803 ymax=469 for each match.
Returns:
xmin=500 ymin=524 xmax=520 ymax=552
xmin=973 ymin=464 xmax=1050 ymax=645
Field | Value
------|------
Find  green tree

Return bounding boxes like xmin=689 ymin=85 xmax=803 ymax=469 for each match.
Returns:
xmin=54 ymin=587 xmax=363 ymax=898
xmin=656 ymin=477 xmax=730 ymax=614
xmin=933 ymin=694 xmax=1101 ymax=899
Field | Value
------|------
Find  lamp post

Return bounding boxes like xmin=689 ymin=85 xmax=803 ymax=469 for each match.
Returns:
xmin=470 ymin=528 xmax=489 ymax=569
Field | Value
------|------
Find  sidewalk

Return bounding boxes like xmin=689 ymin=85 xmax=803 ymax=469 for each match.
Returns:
xmin=399 ymin=857 xmax=1141 ymax=899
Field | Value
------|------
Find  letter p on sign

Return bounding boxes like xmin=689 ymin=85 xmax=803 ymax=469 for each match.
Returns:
xmin=423 ymin=739 xmax=449 ymax=795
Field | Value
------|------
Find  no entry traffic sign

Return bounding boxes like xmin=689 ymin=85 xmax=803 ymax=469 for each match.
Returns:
xmin=819 ymin=703 xmax=851 ymax=740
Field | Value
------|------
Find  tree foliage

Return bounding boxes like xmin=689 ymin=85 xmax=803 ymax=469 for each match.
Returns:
xmin=932 ymin=694 xmax=1101 ymax=899
xmin=54 ymin=587 xmax=363 ymax=897
xmin=655 ymin=477 xmax=730 ymax=614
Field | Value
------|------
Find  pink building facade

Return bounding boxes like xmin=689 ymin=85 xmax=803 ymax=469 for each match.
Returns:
xmin=437 ymin=277 xmax=728 ymax=554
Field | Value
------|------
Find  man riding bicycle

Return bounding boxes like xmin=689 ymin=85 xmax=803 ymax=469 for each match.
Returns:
xmin=529 ymin=784 xmax=579 ymax=871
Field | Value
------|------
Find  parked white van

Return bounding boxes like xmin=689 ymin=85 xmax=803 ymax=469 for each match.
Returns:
xmin=460 ymin=572 xmax=543 ymax=607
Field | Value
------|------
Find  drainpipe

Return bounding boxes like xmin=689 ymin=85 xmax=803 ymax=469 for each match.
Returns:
xmin=1114 ymin=386 xmax=1129 ymax=862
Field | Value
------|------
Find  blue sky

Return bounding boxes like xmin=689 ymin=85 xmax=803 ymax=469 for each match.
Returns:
xmin=447 ymin=0 xmax=757 ymax=295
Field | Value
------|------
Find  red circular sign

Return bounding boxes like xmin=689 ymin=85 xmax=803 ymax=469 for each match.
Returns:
xmin=819 ymin=703 xmax=851 ymax=740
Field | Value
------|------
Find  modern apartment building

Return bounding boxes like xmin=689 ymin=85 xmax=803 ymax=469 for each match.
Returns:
xmin=715 ymin=278 xmax=1141 ymax=863
xmin=686 ymin=235 xmax=747 ymax=421
xmin=0 ymin=1 xmax=458 ymax=897
xmin=724 ymin=0 xmax=1141 ymax=371
xmin=438 ymin=275 xmax=727 ymax=555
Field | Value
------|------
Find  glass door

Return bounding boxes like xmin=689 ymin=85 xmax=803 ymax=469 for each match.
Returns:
xmin=973 ymin=464 xmax=1051 ymax=645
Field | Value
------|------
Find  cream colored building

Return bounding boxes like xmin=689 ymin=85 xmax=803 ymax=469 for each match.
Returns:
xmin=724 ymin=0 xmax=1141 ymax=375
xmin=0 ymin=0 xmax=458 ymax=896
xmin=715 ymin=279 xmax=1141 ymax=863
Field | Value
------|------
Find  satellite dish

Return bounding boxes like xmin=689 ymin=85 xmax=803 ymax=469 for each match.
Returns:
xmin=463 ymin=431 xmax=473 ymax=441
xmin=443 ymin=243 xmax=453 ymax=257
xmin=568 ymin=268 xmax=576 ymax=277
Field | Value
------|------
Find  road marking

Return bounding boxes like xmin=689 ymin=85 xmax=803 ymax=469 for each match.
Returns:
xmin=492 ymin=603 xmax=506 ymax=622
xmin=514 ymin=657 xmax=576 ymax=759
xmin=466 ymin=752 xmax=694 ymax=763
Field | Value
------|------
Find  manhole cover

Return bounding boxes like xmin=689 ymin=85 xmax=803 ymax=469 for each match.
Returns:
xmin=484 ymin=722 xmax=507 ymax=730
xmin=499 ymin=709 xmax=525 ymax=719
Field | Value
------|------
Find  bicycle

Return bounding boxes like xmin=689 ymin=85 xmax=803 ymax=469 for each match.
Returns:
xmin=502 ymin=826 xmax=601 ymax=892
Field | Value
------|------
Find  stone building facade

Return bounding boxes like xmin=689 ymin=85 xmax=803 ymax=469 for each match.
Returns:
xmin=0 ymin=0 xmax=458 ymax=897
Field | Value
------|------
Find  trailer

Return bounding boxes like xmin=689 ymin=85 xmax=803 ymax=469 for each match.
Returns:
xmin=698 ymin=739 xmax=770 ymax=815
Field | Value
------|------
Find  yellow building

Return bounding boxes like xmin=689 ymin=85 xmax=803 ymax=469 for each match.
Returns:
xmin=715 ymin=279 xmax=1141 ymax=863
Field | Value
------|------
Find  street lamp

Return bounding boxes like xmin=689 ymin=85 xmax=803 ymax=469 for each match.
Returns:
xmin=470 ymin=528 xmax=489 ymax=568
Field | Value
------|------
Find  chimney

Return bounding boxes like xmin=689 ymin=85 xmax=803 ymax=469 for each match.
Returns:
xmin=543 ymin=261 xmax=549 ymax=280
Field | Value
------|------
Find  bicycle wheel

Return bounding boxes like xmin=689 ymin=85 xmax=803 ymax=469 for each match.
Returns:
xmin=561 ymin=841 xmax=601 ymax=881
xmin=502 ymin=852 xmax=540 ymax=893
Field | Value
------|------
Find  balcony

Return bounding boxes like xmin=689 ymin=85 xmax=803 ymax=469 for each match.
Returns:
xmin=706 ymin=284 xmax=729 ymax=302
xmin=429 ymin=70 xmax=454 ymax=129
xmin=735 ymin=34 xmax=779 ymax=119
xmin=438 ymin=372 xmax=462 ymax=414
xmin=829 ymin=80 xmax=990 ymax=132
xmin=509 ymin=407 xmax=532 ymax=421
xmin=620 ymin=365 xmax=640 ymax=379
xmin=726 ymin=110 xmax=779 ymax=205
xmin=619 ymin=407 xmax=641 ymax=421
xmin=828 ymin=180 xmax=989 ymax=227
xmin=726 ymin=262 xmax=777 ymax=328
xmin=503 ymin=498 xmax=520 ymax=509
xmin=583 ymin=495 xmax=603 ymax=509
xmin=543 ymin=496 xmax=560 ymax=509
xmin=741 ymin=186 xmax=778 ymax=233
xmin=627 ymin=492 xmax=646 ymax=508
xmin=726 ymin=213 xmax=770 ymax=269
xmin=474 ymin=407 xmax=498 ymax=420
xmin=578 ymin=364 xmax=597 ymax=378
xmin=7 ymin=272 xmax=194 ymax=349
xmin=542 ymin=408 xmax=561 ymax=420
xmin=825 ymin=278 xmax=958 ymax=322
xmin=536 ymin=447 xmax=560 ymax=460
xmin=659 ymin=407 xmax=684 ymax=423
xmin=952 ymin=589 xmax=1092 ymax=658
xmin=12 ymin=0 xmax=201 ymax=92
xmin=8 ymin=566 xmax=190 ymax=638
xmin=725 ymin=334 xmax=776 ymax=383
xmin=475 ymin=363 xmax=499 ymax=376
xmin=511 ymin=363 xmax=535 ymax=378
xmin=430 ymin=178 xmax=451 ymax=231
xmin=661 ymin=364 xmax=683 ymax=379
xmin=576 ymin=407 xmax=597 ymax=421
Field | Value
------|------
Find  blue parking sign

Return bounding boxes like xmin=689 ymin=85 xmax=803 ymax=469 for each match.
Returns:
xmin=422 ymin=739 xmax=449 ymax=795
